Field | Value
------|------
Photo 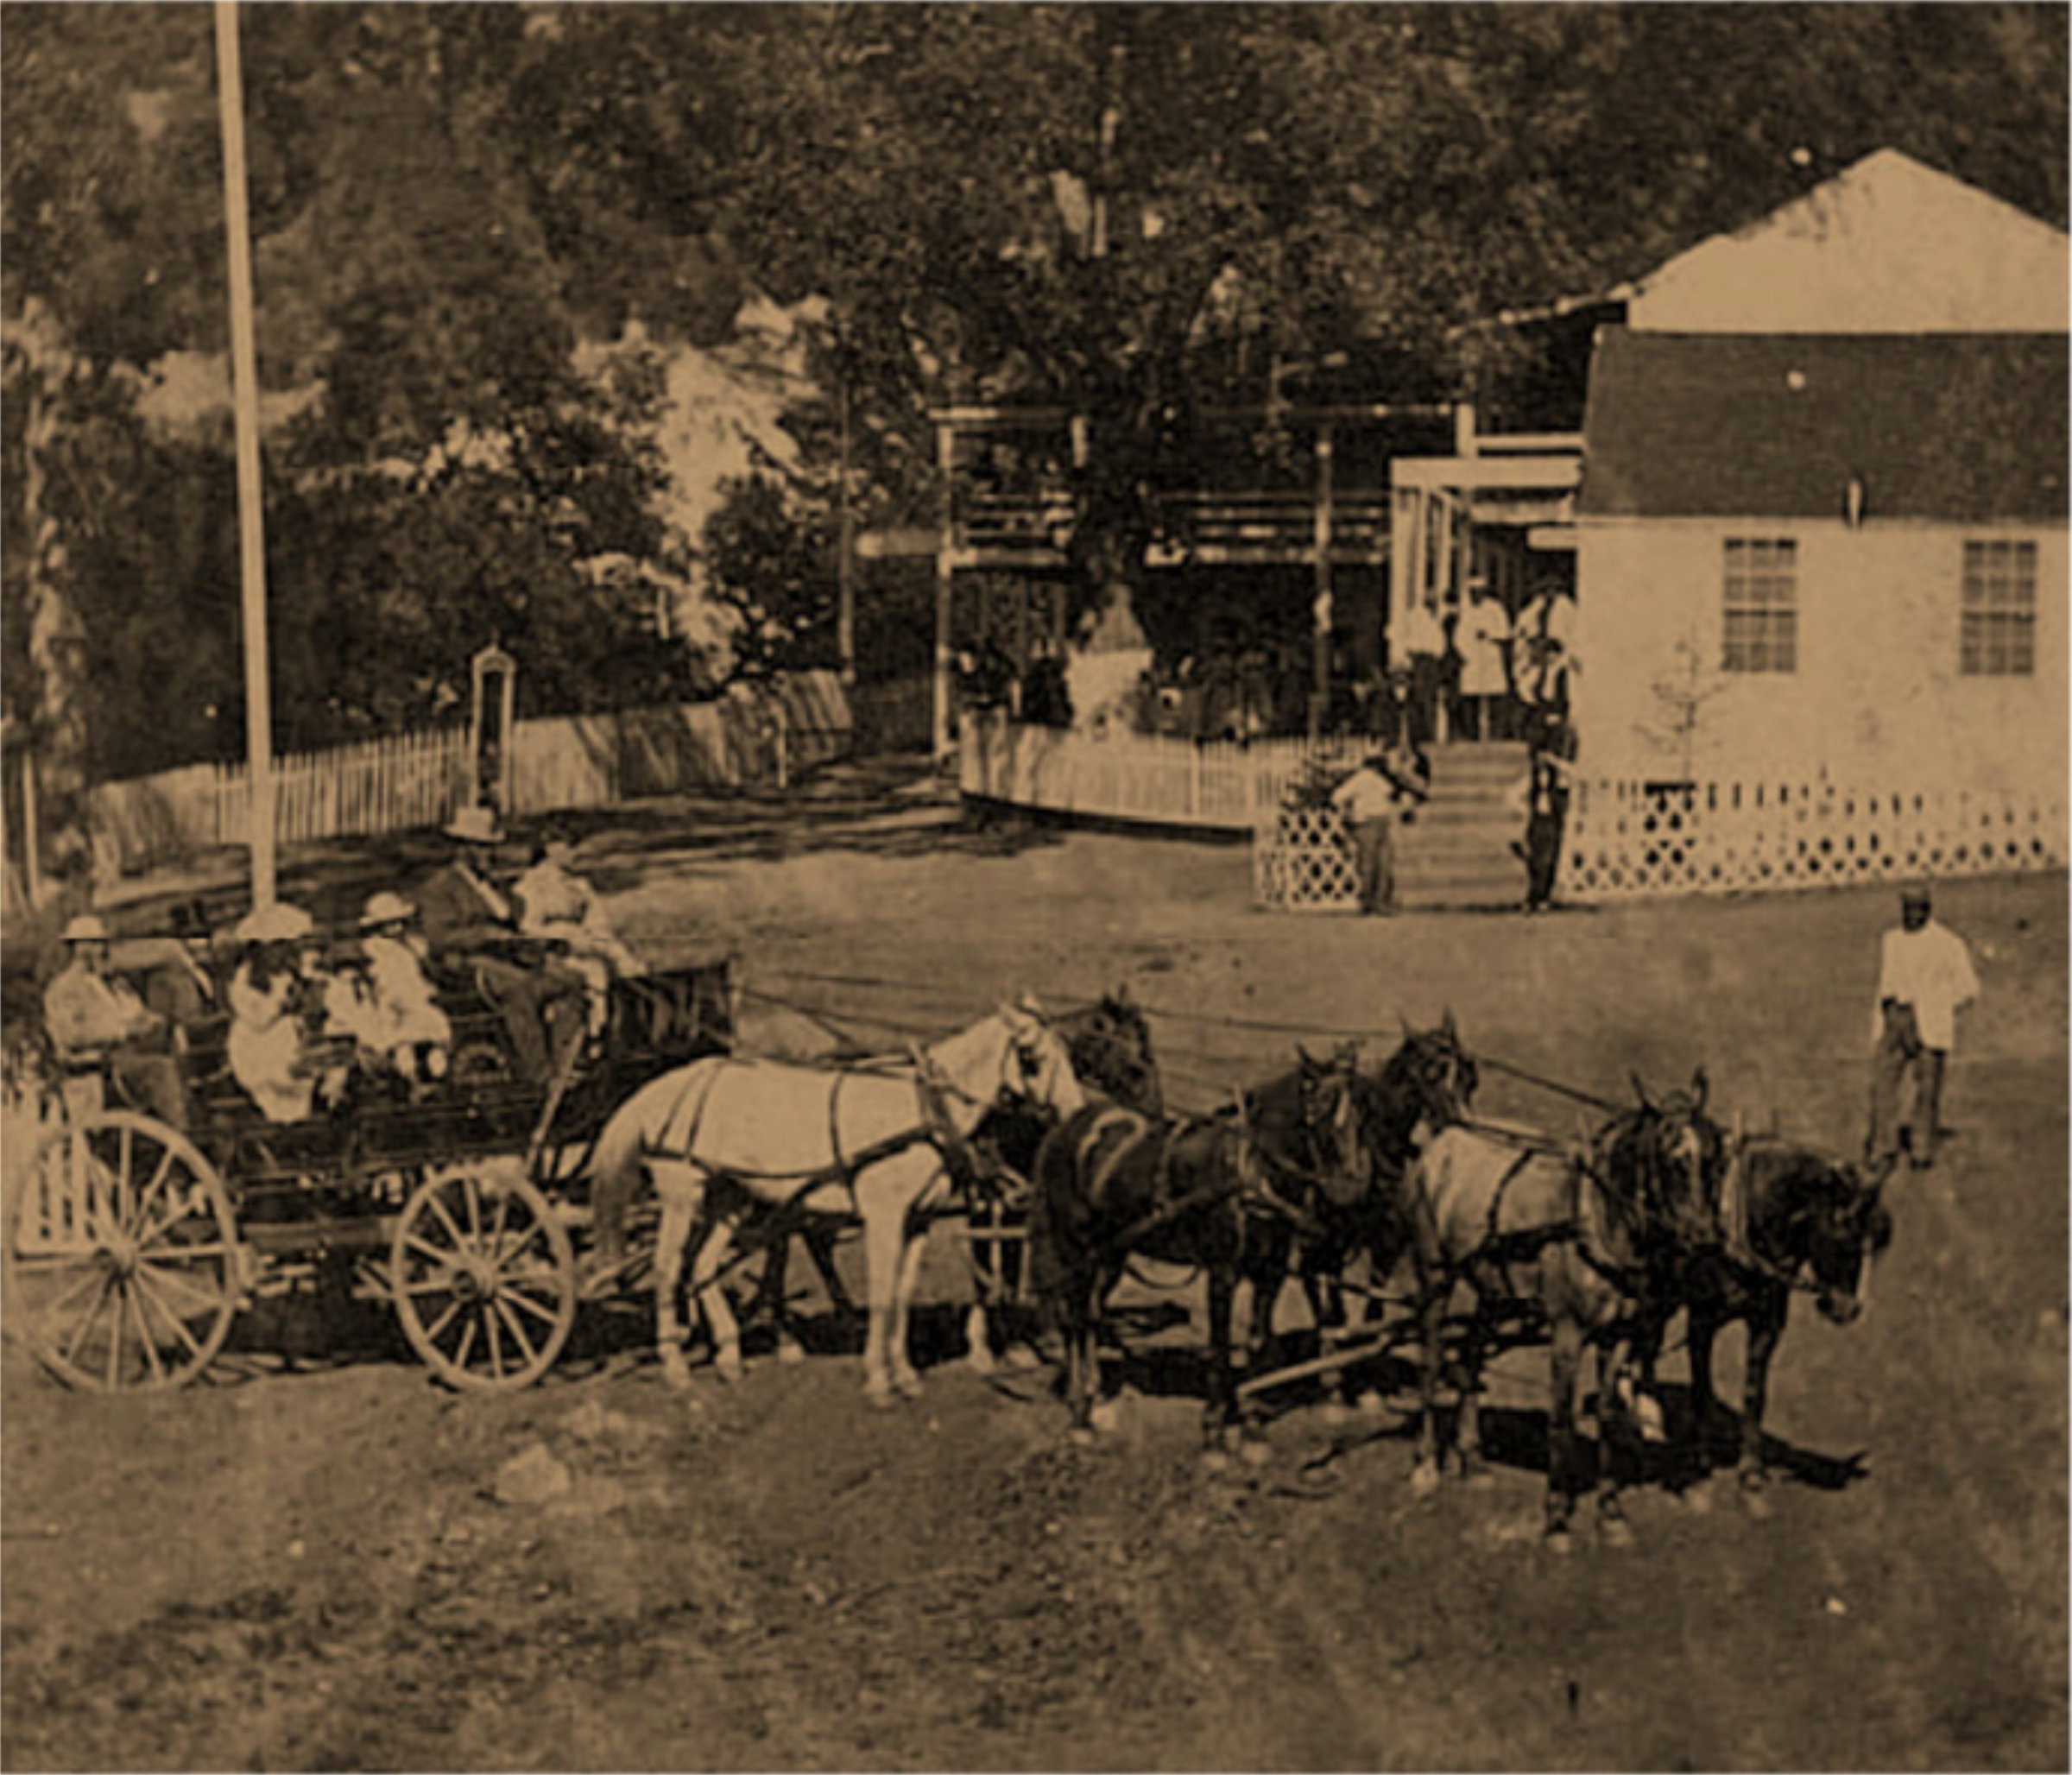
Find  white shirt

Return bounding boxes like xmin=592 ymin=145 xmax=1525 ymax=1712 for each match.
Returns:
xmin=1333 ymin=767 xmax=1404 ymax=825
xmin=1461 ymin=599 xmax=1511 ymax=696
xmin=1873 ymin=919 xmax=1980 ymax=1051
xmin=1399 ymin=602 xmax=1446 ymax=660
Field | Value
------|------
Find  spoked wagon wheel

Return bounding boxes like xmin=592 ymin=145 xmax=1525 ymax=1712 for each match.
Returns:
xmin=2 ymin=1111 xmax=242 ymax=1391
xmin=391 ymin=1161 xmax=576 ymax=1390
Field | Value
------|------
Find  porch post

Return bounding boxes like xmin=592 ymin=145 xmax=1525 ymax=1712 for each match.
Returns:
xmin=932 ymin=420 xmax=956 ymax=763
xmin=1309 ymin=423 xmax=1336 ymax=742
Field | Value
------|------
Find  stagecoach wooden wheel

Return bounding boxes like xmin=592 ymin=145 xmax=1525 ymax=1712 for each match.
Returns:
xmin=391 ymin=1161 xmax=576 ymax=1390
xmin=2 ymin=1111 xmax=242 ymax=1391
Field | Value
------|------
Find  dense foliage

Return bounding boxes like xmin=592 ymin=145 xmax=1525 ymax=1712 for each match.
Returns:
xmin=3 ymin=3 xmax=2065 ymax=804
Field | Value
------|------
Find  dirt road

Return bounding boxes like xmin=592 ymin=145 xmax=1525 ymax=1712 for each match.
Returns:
xmin=5 ymin=781 xmax=2064 ymax=1770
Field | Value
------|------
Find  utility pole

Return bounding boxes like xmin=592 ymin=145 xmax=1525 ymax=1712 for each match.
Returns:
xmin=837 ymin=368 xmax=856 ymax=686
xmin=214 ymin=0 xmax=276 ymax=908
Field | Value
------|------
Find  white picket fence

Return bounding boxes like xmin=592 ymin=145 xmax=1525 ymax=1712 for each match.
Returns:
xmin=85 ymin=672 xmax=853 ymax=876
xmin=1558 ymin=775 xmax=2069 ymax=900
xmin=958 ymin=717 xmax=1366 ymax=831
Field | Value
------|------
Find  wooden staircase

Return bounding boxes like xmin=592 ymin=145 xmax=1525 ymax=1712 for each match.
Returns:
xmin=1396 ymin=742 xmax=1532 ymax=911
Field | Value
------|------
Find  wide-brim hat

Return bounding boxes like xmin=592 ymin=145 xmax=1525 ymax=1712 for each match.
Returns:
xmin=360 ymin=890 xmax=416 ymax=930
xmin=62 ymin=913 xmax=110 ymax=945
xmin=237 ymin=902 xmax=315 ymax=946
xmin=445 ymin=804 xmax=502 ymax=845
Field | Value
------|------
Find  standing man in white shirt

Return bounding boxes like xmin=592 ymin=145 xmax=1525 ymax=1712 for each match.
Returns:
xmin=1866 ymin=883 xmax=1980 ymax=1172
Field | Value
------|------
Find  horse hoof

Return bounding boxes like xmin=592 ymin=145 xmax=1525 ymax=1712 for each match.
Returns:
xmin=1201 ymin=1446 xmax=1231 ymax=1474
xmin=1006 ymin=1344 xmax=1045 ymax=1374
xmin=1680 ymin=1481 xmax=1715 ymax=1517
xmin=1544 ymin=1526 xmax=1575 ymax=1557
xmin=1409 ymin=1459 xmax=1441 ymax=1497
xmin=660 ymin=1358 xmax=694 ymax=1393
xmin=716 ymin=1357 xmax=746 ymax=1387
xmin=1240 ymin=1437 xmax=1274 ymax=1469
xmin=1601 ymin=1515 xmax=1634 ymax=1549
xmin=1740 ymin=1480 xmax=1773 ymax=1520
xmin=894 ymin=1371 xmax=925 ymax=1400
xmin=777 ymin=1340 xmax=806 ymax=1368
xmin=1355 ymin=1389 xmax=1387 ymax=1417
xmin=1090 ymin=1399 xmax=1122 ymax=1434
xmin=1318 ymin=1400 xmax=1351 ymax=1428
xmin=965 ymin=1345 xmax=998 ymax=1376
xmin=864 ymin=1384 xmax=897 ymax=1411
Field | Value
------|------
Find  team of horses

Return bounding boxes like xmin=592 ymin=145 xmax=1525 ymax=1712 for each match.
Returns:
xmin=588 ymin=990 xmax=1891 ymax=1549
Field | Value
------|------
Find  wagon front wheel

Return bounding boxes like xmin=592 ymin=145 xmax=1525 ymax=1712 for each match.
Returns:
xmin=2 ymin=1111 xmax=241 ymax=1391
xmin=391 ymin=1162 xmax=575 ymax=1390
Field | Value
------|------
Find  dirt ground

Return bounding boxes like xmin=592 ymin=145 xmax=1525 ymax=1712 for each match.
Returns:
xmin=3 ymin=767 xmax=2066 ymax=1771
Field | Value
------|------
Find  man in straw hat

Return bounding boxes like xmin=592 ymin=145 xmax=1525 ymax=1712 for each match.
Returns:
xmin=44 ymin=913 xmax=186 ymax=1127
xmin=415 ymin=804 xmax=586 ymax=1086
xmin=1866 ymin=881 xmax=1980 ymax=1174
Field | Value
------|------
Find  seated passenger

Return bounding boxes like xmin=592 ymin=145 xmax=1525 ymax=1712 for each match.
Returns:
xmin=228 ymin=903 xmax=320 ymax=1124
xmin=513 ymin=833 xmax=646 ymax=1034
xmin=415 ymin=805 xmax=588 ymax=1084
xmin=43 ymin=913 xmax=186 ymax=1127
xmin=143 ymin=900 xmax=223 ymax=1047
xmin=357 ymin=892 xmax=452 ymax=1083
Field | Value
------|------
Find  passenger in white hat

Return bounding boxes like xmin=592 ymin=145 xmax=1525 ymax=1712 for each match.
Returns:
xmin=357 ymin=892 xmax=451 ymax=1083
xmin=42 ymin=913 xmax=186 ymax=1127
xmin=227 ymin=902 xmax=322 ymax=1123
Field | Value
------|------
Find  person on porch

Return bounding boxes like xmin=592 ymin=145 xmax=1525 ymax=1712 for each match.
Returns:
xmin=1332 ymin=744 xmax=1429 ymax=916
xmin=1399 ymin=597 xmax=1450 ymax=749
xmin=1458 ymin=588 xmax=1512 ymax=742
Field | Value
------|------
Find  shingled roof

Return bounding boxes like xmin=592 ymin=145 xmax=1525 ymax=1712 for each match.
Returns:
xmin=1579 ymin=329 xmax=2069 ymax=523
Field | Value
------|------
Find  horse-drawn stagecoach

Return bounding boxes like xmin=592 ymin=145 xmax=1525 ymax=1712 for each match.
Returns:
xmin=2 ymin=949 xmax=737 ymax=1393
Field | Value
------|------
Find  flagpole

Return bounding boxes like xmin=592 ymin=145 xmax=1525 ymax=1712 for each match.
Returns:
xmin=214 ymin=0 xmax=275 ymax=909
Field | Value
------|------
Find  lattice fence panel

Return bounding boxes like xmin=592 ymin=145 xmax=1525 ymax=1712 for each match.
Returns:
xmin=1559 ymin=778 xmax=2068 ymax=902
xmin=1253 ymin=804 xmax=1363 ymax=913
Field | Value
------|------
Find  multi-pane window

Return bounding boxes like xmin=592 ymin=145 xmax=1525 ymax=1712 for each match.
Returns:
xmin=1961 ymin=540 xmax=2036 ymax=676
xmin=1722 ymin=538 xmax=1797 ymax=673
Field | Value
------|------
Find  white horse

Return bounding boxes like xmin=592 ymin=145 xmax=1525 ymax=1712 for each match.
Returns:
xmin=589 ymin=1004 xmax=1084 ymax=1404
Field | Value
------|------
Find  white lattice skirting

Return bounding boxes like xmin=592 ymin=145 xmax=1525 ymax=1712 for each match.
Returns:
xmin=1253 ymin=805 xmax=1364 ymax=913
xmin=1558 ymin=779 xmax=2068 ymax=901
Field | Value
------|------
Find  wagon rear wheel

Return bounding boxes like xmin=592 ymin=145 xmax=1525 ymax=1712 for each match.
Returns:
xmin=392 ymin=1162 xmax=575 ymax=1390
xmin=2 ymin=1111 xmax=241 ymax=1391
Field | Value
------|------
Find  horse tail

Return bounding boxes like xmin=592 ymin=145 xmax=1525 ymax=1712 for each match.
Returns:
xmin=588 ymin=1070 xmax=689 ymax=1266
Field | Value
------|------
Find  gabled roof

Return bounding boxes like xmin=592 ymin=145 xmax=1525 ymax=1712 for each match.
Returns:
xmin=1627 ymin=148 xmax=2069 ymax=335
xmin=1579 ymin=329 xmax=2069 ymax=523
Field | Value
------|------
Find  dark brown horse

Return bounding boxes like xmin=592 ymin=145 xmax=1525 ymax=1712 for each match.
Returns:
xmin=1638 ymin=1134 xmax=1892 ymax=1513
xmin=1406 ymin=1071 xmax=1728 ymax=1549
xmin=1261 ymin=1017 xmax=1481 ymax=1405
xmin=1028 ymin=1050 xmax=1368 ymax=1462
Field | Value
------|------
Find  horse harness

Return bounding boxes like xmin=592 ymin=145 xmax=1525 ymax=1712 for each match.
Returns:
xmin=1074 ymin=1106 xmax=1320 ymax=1264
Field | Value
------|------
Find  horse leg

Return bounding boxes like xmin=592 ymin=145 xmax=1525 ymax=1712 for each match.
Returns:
xmin=857 ymin=1198 xmax=906 ymax=1408
xmin=964 ymin=1203 xmax=1001 ymax=1376
xmin=1736 ymin=1295 xmax=1787 ymax=1515
xmin=1686 ymin=1303 xmax=1726 ymax=1462
xmin=803 ymin=1222 xmax=856 ymax=1317
xmin=1452 ymin=1307 xmax=1491 ymax=1483
xmin=1202 ymin=1265 xmax=1241 ymax=1467
xmin=688 ymin=1211 xmax=745 ymax=1385
xmin=755 ymin=1233 xmax=807 ymax=1366
xmin=1594 ymin=1339 xmax=1639 ymax=1548
xmin=1544 ymin=1316 xmax=1586 ymax=1550
xmin=887 ymin=1216 xmax=931 ymax=1399
xmin=649 ymin=1163 xmax=704 ymax=1391
xmin=1410 ymin=1267 xmax=1450 ymax=1494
